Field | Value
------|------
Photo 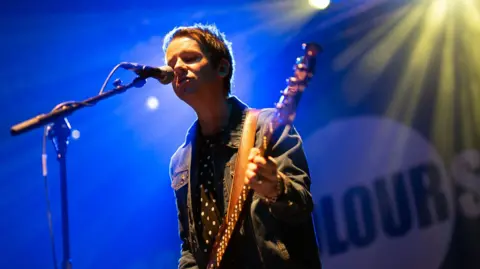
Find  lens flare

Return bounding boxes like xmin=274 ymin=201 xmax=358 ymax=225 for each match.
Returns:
xmin=309 ymin=0 xmax=331 ymax=10
xmin=332 ymin=0 xmax=480 ymax=158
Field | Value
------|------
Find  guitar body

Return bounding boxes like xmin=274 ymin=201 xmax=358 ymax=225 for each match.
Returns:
xmin=207 ymin=43 xmax=322 ymax=269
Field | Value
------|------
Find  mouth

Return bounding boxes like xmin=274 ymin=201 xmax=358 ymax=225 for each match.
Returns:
xmin=177 ymin=77 xmax=191 ymax=90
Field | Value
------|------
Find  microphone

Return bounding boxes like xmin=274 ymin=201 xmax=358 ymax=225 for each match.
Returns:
xmin=120 ymin=62 xmax=174 ymax=85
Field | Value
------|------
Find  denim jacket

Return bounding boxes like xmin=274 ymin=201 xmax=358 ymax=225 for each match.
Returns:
xmin=169 ymin=96 xmax=322 ymax=269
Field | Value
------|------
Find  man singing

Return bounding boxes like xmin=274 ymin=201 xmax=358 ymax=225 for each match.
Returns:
xmin=164 ymin=23 xmax=322 ymax=269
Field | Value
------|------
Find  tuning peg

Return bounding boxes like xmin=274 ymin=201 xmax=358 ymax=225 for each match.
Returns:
xmin=287 ymin=77 xmax=299 ymax=86
xmin=296 ymin=63 xmax=307 ymax=71
xmin=295 ymin=56 xmax=304 ymax=65
xmin=303 ymin=43 xmax=323 ymax=55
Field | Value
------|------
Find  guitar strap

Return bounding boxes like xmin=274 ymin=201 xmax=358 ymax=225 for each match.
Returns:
xmin=207 ymin=108 xmax=262 ymax=269
xmin=226 ymin=108 xmax=260 ymax=225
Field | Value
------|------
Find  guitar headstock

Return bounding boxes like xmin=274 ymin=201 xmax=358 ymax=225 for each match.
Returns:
xmin=274 ymin=43 xmax=322 ymax=127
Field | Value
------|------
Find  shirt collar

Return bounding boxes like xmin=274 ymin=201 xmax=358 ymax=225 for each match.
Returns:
xmin=186 ymin=95 xmax=250 ymax=149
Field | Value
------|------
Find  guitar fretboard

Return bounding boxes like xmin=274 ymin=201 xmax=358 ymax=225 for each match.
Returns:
xmin=208 ymin=185 xmax=251 ymax=268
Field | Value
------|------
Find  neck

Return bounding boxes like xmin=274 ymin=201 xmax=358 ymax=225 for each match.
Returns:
xmin=195 ymin=96 xmax=230 ymax=136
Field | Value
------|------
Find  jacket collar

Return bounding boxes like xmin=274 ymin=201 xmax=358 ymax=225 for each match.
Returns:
xmin=184 ymin=95 xmax=249 ymax=149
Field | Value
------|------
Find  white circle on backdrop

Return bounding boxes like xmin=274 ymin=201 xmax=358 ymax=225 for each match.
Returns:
xmin=304 ymin=116 xmax=454 ymax=269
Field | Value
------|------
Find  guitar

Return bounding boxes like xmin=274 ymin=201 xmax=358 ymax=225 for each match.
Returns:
xmin=207 ymin=42 xmax=322 ymax=269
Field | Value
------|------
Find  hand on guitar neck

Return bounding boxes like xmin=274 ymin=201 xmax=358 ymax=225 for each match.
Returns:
xmin=245 ymin=147 xmax=284 ymax=203
xmin=206 ymin=42 xmax=322 ymax=269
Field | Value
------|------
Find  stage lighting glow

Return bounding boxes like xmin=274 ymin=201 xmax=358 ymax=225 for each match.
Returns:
xmin=146 ymin=96 xmax=159 ymax=110
xmin=72 ymin=129 xmax=80 ymax=140
xmin=309 ymin=0 xmax=330 ymax=10
xmin=333 ymin=0 xmax=480 ymax=157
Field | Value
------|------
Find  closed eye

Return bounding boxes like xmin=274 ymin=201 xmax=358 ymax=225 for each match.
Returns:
xmin=182 ymin=54 xmax=201 ymax=63
xmin=166 ymin=51 xmax=202 ymax=68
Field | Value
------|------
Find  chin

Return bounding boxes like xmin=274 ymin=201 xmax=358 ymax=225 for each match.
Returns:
xmin=176 ymin=87 xmax=196 ymax=99
xmin=176 ymin=89 xmax=198 ymax=105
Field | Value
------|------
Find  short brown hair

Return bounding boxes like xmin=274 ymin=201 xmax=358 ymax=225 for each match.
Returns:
xmin=162 ymin=23 xmax=235 ymax=96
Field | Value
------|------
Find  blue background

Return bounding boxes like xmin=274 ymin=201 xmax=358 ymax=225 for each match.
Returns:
xmin=1 ymin=0 xmax=478 ymax=268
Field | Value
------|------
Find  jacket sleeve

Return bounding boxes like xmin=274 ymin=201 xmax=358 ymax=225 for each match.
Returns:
xmin=257 ymin=110 xmax=314 ymax=225
xmin=170 ymin=159 xmax=199 ymax=269
xmin=177 ymin=204 xmax=199 ymax=269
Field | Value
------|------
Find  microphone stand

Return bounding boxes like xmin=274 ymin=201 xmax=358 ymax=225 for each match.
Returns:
xmin=11 ymin=77 xmax=146 ymax=136
xmin=48 ymin=117 xmax=72 ymax=269
xmin=10 ymin=76 xmax=147 ymax=269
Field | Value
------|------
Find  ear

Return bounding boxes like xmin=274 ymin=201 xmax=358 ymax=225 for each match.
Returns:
xmin=217 ymin=58 xmax=230 ymax=78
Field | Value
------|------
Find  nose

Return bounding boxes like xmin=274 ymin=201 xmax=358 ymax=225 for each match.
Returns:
xmin=173 ymin=59 xmax=187 ymax=78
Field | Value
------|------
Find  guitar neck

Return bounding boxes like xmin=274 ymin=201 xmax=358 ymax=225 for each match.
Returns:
xmin=262 ymin=91 xmax=302 ymax=152
xmin=206 ymin=42 xmax=321 ymax=269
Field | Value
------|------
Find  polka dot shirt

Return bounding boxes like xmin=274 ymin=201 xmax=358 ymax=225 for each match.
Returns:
xmin=198 ymin=137 xmax=222 ymax=254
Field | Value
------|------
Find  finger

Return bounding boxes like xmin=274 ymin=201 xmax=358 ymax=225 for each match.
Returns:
xmin=248 ymin=147 xmax=260 ymax=161
xmin=260 ymin=156 xmax=278 ymax=177
xmin=267 ymin=156 xmax=278 ymax=166
xmin=247 ymin=162 xmax=258 ymax=172
xmin=245 ymin=169 xmax=256 ymax=184
xmin=252 ymin=155 xmax=267 ymax=166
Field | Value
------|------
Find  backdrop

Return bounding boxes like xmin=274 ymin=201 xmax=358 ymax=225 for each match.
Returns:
xmin=1 ymin=0 xmax=478 ymax=268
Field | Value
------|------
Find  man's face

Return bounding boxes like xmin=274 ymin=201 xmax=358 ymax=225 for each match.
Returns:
xmin=165 ymin=36 xmax=221 ymax=102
